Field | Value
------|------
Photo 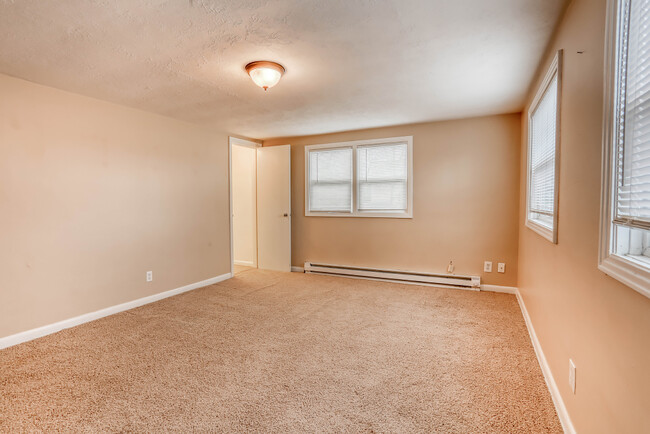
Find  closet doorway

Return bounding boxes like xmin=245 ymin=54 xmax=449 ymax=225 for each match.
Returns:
xmin=229 ymin=137 xmax=291 ymax=274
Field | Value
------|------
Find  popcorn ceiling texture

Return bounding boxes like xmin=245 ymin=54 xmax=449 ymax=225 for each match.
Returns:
xmin=0 ymin=0 xmax=567 ymax=138
xmin=0 ymin=268 xmax=561 ymax=432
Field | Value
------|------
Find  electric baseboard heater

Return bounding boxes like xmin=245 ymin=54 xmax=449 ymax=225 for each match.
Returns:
xmin=304 ymin=262 xmax=480 ymax=290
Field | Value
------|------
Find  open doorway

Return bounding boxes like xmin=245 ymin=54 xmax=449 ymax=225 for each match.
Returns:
xmin=229 ymin=138 xmax=260 ymax=275
xmin=229 ymin=137 xmax=292 ymax=275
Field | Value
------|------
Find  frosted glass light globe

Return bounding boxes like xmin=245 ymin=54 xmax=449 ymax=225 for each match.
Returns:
xmin=245 ymin=61 xmax=285 ymax=91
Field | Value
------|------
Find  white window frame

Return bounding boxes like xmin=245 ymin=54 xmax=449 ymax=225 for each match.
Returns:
xmin=599 ymin=0 xmax=650 ymax=299
xmin=305 ymin=136 xmax=413 ymax=218
xmin=525 ymin=50 xmax=563 ymax=244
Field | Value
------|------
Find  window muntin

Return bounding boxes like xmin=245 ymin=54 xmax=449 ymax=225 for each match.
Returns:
xmin=526 ymin=51 xmax=562 ymax=243
xmin=305 ymin=137 xmax=413 ymax=218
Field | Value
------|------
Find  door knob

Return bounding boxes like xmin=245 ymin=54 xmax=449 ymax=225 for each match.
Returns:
xmin=283 ymin=213 xmax=289 ymax=217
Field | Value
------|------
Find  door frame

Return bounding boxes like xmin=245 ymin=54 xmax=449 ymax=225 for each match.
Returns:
xmin=229 ymin=137 xmax=262 ymax=276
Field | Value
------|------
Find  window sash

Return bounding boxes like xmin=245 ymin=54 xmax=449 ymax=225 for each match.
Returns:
xmin=599 ymin=0 xmax=650 ymax=299
xmin=307 ymin=147 xmax=353 ymax=213
xmin=526 ymin=50 xmax=562 ymax=243
xmin=613 ymin=0 xmax=650 ymax=230
xmin=356 ymin=143 xmax=409 ymax=211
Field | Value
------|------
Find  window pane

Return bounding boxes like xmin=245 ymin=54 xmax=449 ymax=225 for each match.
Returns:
xmin=614 ymin=224 xmax=650 ymax=265
xmin=529 ymin=212 xmax=553 ymax=229
xmin=309 ymin=148 xmax=352 ymax=212
xmin=529 ymin=73 xmax=558 ymax=228
xmin=357 ymin=143 xmax=408 ymax=211
xmin=616 ymin=0 xmax=650 ymax=222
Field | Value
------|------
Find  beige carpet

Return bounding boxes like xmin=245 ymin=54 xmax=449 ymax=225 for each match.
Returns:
xmin=233 ymin=264 xmax=255 ymax=275
xmin=0 ymin=269 xmax=561 ymax=433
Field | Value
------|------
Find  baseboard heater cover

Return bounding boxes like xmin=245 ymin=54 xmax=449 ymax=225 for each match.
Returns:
xmin=304 ymin=262 xmax=480 ymax=290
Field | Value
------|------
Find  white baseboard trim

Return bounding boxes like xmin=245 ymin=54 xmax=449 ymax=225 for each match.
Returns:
xmin=291 ymin=266 xmax=304 ymax=273
xmin=516 ymin=289 xmax=575 ymax=434
xmin=234 ymin=260 xmax=255 ymax=266
xmin=480 ymin=284 xmax=518 ymax=294
xmin=0 ymin=272 xmax=233 ymax=350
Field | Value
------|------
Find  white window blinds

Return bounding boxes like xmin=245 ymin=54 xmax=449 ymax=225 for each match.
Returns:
xmin=357 ymin=143 xmax=408 ymax=211
xmin=305 ymin=137 xmax=413 ymax=217
xmin=615 ymin=0 xmax=650 ymax=229
xmin=529 ymin=74 xmax=559 ymax=229
xmin=308 ymin=147 xmax=352 ymax=212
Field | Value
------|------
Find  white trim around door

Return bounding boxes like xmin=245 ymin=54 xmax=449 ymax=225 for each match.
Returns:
xmin=229 ymin=137 xmax=262 ymax=276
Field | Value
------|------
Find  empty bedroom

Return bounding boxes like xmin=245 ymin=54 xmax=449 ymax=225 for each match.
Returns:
xmin=1 ymin=0 xmax=648 ymax=432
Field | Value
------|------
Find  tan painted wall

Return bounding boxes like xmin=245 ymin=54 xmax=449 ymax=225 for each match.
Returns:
xmin=231 ymin=144 xmax=257 ymax=266
xmin=0 ymin=73 xmax=231 ymax=339
xmin=518 ymin=0 xmax=650 ymax=432
xmin=264 ymin=114 xmax=521 ymax=286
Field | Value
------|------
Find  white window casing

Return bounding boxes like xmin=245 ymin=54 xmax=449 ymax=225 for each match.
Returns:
xmin=305 ymin=136 xmax=413 ymax=218
xmin=526 ymin=50 xmax=563 ymax=243
xmin=599 ymin=0 xmax=650 ymax=299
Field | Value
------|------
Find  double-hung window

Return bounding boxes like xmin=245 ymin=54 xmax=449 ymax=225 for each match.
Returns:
xmin=600 ymin=0 xmax=650 ymax=298
xmin=526 ymin=51 xmax=563 ymax=243
xmin=305 ymin=137 xmax=413 ymax=218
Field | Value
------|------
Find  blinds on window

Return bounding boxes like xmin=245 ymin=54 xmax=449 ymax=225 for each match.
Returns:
xmin=615 ymin=0 xmax=650 ymax=228
xmin=529 ymin=74 xmax=558 ymax=228
xmin=308 ymin=147 xmax=352 ymax=212
xmin=357 ymin=143 xmax=408 ymax=211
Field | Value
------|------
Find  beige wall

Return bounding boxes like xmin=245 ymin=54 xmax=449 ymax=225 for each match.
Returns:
xmin=231 ymin=144 xmax=257 ymax=266
xmin=518 ymin=0 xmax=650 ymax=432
xmin=264 ymin=114 xmax=521 ymax=286
xmin=0 ymin=73 xmax=231 ymax=339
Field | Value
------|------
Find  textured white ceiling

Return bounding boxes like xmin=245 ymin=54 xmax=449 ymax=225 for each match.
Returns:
xmin=0 ymin=0 xmax=567 ymax=139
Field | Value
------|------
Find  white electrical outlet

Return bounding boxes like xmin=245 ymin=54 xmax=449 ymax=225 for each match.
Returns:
xmin=483 ymin=261 xmax=493 ymax=272
xmin=497 ymin=262 xmax=506 ymax=273
xmin=569 ymin=359 xmax=576 ymax=394
xmin=146 ymin=271 xmax=153 ymax=282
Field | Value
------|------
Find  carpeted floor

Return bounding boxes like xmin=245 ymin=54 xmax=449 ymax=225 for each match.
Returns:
xmin=233 ymin=264 xmax=255 ymax=274
xmin=0 ymin=269 xmax=561 ymax=433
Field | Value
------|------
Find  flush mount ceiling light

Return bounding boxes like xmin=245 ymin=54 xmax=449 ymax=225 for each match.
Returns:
xmin=245 ymin=61 xmax=285 ymax=91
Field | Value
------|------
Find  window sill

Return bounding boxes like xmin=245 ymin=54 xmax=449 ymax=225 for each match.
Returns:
xmin=525 ymin=218 xmax=556 ymax=244
xmin=599 ymin=254 xmax=650 ymax=299
xmin=305 ymin=211 xmax=413 ymax=219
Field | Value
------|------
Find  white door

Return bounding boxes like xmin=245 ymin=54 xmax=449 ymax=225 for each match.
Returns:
xmin=257 ymin=145 xmax=291 ymax=271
